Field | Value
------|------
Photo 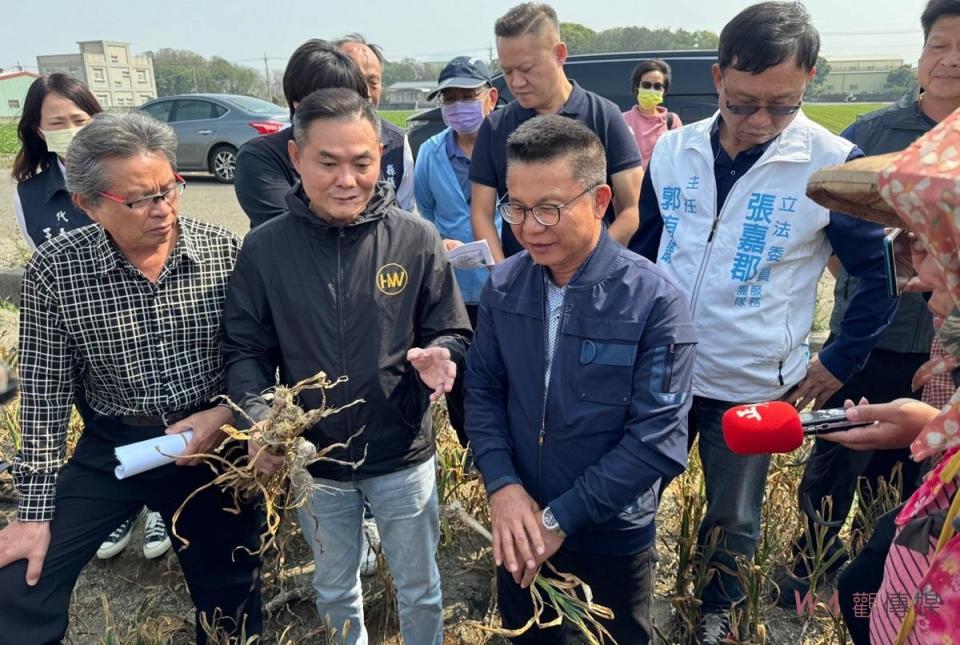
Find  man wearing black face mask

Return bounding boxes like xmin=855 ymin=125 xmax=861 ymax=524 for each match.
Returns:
xmin=414 ymin=56 xmax=501 ymax=445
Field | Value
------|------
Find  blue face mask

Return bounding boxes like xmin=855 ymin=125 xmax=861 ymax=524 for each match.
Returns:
xmin=441 ymin=100 xmax=485 ymax=134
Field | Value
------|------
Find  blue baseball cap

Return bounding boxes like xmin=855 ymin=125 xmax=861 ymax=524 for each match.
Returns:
xmin=427 ymin=56 xmax=493 ymax=101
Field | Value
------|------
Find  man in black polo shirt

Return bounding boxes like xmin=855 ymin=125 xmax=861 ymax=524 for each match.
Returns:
xmin=233 ymin=38 xmax=413 ymax=228
xmin=470 ymin=2 xmax=644 ymax=261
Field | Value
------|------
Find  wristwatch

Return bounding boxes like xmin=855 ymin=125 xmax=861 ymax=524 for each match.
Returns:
xmin=542 ymin=507 xmax=567 ymax=539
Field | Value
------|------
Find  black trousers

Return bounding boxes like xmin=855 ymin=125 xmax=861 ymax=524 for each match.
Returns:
xmin=794 ymin=343 xmax=927 ymax=567
xmin=0 ymin=409 xmax=263 ymax=645
xmin=446 ymin=303 xmax=478 ymax=448
xmin=497 ymin=545 xmax=656 ymax=644
xmin=837 ymin=506 xmax=900 ymax=645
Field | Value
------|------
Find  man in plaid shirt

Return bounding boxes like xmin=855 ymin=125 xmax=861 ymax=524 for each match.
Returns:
xmin=0 ymin=112 xmax=262 ymax=644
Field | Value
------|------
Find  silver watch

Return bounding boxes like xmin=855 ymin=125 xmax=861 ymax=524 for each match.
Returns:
xmin=542 ymin=507 xmax=566 ymax=538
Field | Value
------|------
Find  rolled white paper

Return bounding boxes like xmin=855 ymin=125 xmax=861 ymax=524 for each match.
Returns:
xmin=114 ymin=430 xmax=194 ymax=480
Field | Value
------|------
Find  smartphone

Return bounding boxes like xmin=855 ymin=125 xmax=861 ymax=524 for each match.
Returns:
xmin=883 ymin=228 xmax=916 ymax=298
xmin=800 ymin=408 xmax=870 ymax=435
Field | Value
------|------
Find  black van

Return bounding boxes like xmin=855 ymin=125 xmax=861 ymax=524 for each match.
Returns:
xmin=405 ymin=49 xmax=719 ymax=158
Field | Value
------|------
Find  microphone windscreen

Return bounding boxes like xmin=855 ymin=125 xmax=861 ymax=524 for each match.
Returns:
xmin=722 ymin=401 xmax=804 ymax=455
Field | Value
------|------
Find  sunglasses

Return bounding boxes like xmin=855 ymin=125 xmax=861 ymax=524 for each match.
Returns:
xmin=725 ymin=101 xmax=802 ymax=118
xmin=639 ymin=81 xmax=665 ymax=91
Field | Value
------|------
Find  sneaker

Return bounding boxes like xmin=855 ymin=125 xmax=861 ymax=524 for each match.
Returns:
xmin=97 ymin=508 xmax=145 ymax=560
xmin=697 ymin=611 xmax=731 ymax=645
xmin=360 ymin=516 xmax=381 ymax=577
xmin=142 ymin=511 xmax=172 ymax=559
xmin=771 ymin=548 xmax=847 ymax=608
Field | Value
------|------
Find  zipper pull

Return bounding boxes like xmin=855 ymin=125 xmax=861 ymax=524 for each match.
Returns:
xmin=777 ymin=361 xmax=785 ymax=386
xmin=538 ymin=428 xmax=545 ymax=446
xmin=706 ymin=216 xmax=720 ymax=243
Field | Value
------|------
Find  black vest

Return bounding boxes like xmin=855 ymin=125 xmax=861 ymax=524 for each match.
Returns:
xmin=379 ymin=119 xmax=406 ymax=192
xmin=16 ymin=155 xmax=94 ymax=250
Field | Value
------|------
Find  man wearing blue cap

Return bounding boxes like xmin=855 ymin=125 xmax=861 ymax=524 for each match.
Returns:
xmin=415 ymin=56 xmax=501 ymax=445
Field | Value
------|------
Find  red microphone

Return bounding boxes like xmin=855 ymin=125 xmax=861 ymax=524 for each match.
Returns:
xmin=722 ymin=402 xmax=871 ymax=455
xmin=723 ymin=402 xmax=803 ymax=455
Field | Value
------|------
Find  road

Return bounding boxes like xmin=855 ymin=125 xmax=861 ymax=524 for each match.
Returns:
xmin=0 ymin=171 xmax=250 ymax=268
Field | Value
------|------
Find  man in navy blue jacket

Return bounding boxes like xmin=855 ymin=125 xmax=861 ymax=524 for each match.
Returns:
xmin=465 ymin=115 xmax=696 ymax=644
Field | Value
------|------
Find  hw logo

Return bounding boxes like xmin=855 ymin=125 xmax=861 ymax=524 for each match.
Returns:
xmin=376 ymin=263 xmax=408 ymax=295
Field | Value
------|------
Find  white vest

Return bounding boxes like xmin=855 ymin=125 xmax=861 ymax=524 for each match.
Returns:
xmin=649 ymin=111 xmax=855 ymax=402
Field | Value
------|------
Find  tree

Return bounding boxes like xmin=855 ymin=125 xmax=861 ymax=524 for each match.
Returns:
xmin=885 ymin=65 xmax=919 ymax=96
xmin=560 ymin=22 xmax=597 ymax=54
xmin=809 ymin=55 xmax=831 ymax=97
xmin=560 ymin=22 xmax=718 ymax=54
xmin=146 ymin=49 xmax=264 ymax=97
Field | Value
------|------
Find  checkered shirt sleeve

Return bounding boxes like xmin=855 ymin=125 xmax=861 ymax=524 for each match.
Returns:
xmin=12 ymin=218 xmax=240 ymax=521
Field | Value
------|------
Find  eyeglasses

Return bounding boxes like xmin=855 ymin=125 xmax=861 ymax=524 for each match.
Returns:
xmin=498 ymin=183 xmax=600 ymax=227
xmin=725 ymin=101 xmax=803 ymax=118
xmin=99 ymin=174 xmax=186 ymax=211
xmin=639 ymin=81 xmax=665 ymax=91
xmin=437 ymin=88 xmax=488 ymax=105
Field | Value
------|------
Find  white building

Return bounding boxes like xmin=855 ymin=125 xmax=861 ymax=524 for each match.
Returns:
xmin=37 ymin=41 xmax=157 ymax=108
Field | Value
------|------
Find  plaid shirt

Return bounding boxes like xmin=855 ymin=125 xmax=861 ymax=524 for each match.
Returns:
xmin=13 ymin=218 xmax=240 ymax=521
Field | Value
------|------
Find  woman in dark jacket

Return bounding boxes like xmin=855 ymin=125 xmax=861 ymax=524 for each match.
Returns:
xmin=12 ymin=73 xmax=100 ymax=251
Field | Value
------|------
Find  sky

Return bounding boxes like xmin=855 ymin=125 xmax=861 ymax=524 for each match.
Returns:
xmin=0 ymin=0 xmax=930 ymax=75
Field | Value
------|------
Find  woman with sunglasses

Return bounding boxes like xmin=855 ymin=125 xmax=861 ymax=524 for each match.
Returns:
xmin=12 ymin=75 xmax=173 ymax=563
xmin=621 ymin=59 xmax=682 ymax=169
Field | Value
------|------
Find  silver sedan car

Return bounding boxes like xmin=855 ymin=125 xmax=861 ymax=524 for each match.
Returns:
xmin=139 ymin=93 xmax=288 ymax=183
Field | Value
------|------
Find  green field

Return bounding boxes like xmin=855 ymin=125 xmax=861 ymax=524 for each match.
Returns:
xmin=378 ymin=109 xmax=418 ymax=128
xmin=0 ymin=104 xmax=885 ymax=161
xmin=0 ymin=122 xmax=18 ymax=155
xmin=802 ymin=102 xmax=886 ymax=134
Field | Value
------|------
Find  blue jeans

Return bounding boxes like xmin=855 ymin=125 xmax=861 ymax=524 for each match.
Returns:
xmin=297 ymin=456 xmax=443 ymax=645
xmin=692 ymin=396 xmax=771 ymax=613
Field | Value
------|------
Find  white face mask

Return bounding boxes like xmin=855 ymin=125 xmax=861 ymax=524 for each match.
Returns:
xmin=40 ymin=126 xmax=84 ymax=157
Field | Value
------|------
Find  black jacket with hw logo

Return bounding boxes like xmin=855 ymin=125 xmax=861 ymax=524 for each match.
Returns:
xmin=223 ymin=182 xmax=471 ymax=480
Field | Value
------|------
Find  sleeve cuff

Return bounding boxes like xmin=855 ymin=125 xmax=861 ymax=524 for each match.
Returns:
xmin=818 ymin=344 xmax=859 ymax=383
xmin=484 ymin=475 xmax=523 ymax=497
xmin=15 ymin=473 xmax=58 ymax=522
xmin=236 ymin=396 xmax=272 ymax=430
xmin=548 ymin=487 xmax=593 ymax=536
xmin=476 ymin=448 xmax=521 ymax=496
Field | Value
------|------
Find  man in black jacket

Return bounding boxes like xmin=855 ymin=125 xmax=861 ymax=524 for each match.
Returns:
xmin=222 ymin=87 xmax=470 ymax=645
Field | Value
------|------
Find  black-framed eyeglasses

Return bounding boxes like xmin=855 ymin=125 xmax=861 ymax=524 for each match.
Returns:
xmin=725 ymin=101 xmax=802 ymax=118
xmin=99 ymin=174 xmax=186 ymax=211
xmin=497 ymin=183 xmax=601 ymax=227
xmin=640 ymin=81 xmax=665 ymax=91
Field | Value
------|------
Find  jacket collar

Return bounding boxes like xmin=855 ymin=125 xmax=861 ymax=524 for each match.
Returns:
xmin=541 ymin=227 xmax=619 ymax=290
xmin=284 ymin=180 xmax=395 ymax=231
xmin=881 ymin=92 xmax=936 ymax=131
xmin=685 ymin=110 xmax=814 ymax=166
xmin=93 ymin=219 xmax=200 ymax=276
xmin=514 ymin=80 xmax=589 ymax=120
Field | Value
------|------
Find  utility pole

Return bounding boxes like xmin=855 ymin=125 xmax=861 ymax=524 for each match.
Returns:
xmin=263 ymin=53 xmax=271 ymax=100
xmin=192 ymin=67 xmax=199 ymax=92
xmin=488 ymin=43 xmax=494 ymax=65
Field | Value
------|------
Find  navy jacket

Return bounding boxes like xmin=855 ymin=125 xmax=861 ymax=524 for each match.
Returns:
xmin=829 ymin=94 xmax=936 ymax=355
xmin=15 ymin=155 xmax=94 ymax=251
xmin=465 ymin=230 xmax=696 ymax=555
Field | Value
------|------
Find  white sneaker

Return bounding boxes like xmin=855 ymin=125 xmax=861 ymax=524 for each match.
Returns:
xmin=142 ymin=511 xmax=172 ymax=559
xmin=97 ymin=508 xmax=145 ymax=559
xmin=360 ymin=517 xmax=380 ymax=577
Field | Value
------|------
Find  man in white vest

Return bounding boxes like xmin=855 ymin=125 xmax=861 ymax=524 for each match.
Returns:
xmin=630 ymin=3 xmax=896 ymax=642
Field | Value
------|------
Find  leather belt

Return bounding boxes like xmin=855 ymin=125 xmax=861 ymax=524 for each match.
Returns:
xmin=117 ymin=405 xmax=210 ymax=428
